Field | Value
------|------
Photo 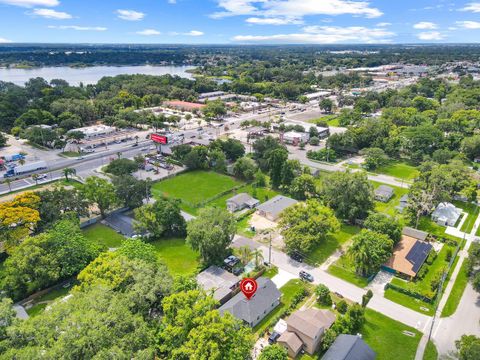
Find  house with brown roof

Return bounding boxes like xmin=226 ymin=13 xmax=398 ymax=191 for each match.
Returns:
xmin=277 ymin=308 xmax=336 ymax=358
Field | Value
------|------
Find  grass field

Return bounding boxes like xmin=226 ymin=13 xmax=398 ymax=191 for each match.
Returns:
xmin=151 ymin=238 xmax=200 ymax=276
xmin=453 ymin=200 xmax=480 ymax=234
xmin=152 ymin=171 xmax=241 ymax=204
xmin=207 ymin=184 xmax=279 ymax=211
xmin=328 ymin=255 xmax=369 ymax=288
xmin=307 ymin=224 xmax=360 ymax=266
xmin=26 ymin=284 xmax=73 ymax=317
xmin=418 ymin=217 xmax=463 ymax=243
xmin=253 ymin=279 xmax=309 ymax=335
xmin=82 ymin=223 xmax=125 ymax=249
xmin=236 ymin=214 xmax=256 ymax=238
xmin=374 ymin=161 xmax=419 ymax=181
xmin=383 ymin=288 xmax=435 ymax=315
xmin=423 ymin=340 xmax=438 ymax=360
xmin=441 ymin=260 xmax=469 ymax=317
xmin=361 ymin=309 xmax=422 ymax=360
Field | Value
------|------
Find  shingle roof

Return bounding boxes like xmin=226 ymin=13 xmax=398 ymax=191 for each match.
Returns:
xmin=218 ymin=277 xmax=280 ymax=324
xmin=402 ymin=227 xmax=428 ymax=241
xmin=322 ymin=334 xmax=376 ymax=360
xmin=227 ymin=193 xmax=258 ymax=207
xmin=384 ymin=235 xmax=432 ymax=277
xmin=257 ymin=195 xmax=298 ymax=218
xmin=196 ymin=266 xmax=239 ymax=301
xmin=374 ymin=185 xmax=394 ymax=197
xmin=278 ymin=331 xmax=303 ymax=354
xmin=287 ymin=309 xmax=336 ymax=338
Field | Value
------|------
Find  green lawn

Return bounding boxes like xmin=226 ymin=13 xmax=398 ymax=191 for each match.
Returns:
xmin=417 ymin=217 xmax=462 ymax=242
xmin=453 ymin=200 xmax=480 ymax=234
xmin=26 ymin=284 xmax=73 ymax=317
xmin=82 ymin=223 xmax=125 ymax=249
xmin=253 ymin=279 xmax=308 ymax=335
xmin=308 ymin=115 xmax=339 ymax=127
xmin=60 ymin=151 xmax=82 ymax=158
xmin=328 ymin=255 xmax=369 ymax=288
xmin=151 ymin=171 xmax=242 ymax=213
xmin=263 ymin=266 xmax=279 ymax=279
xmin=371 ymin=181 xmax=409 ymax=217
xmin=384 ymin=288 xmax=435 ymax=316
xmin=423 ymin=340 xmax=438 ymax=360
xmin=236 ymin=214 xmax=256 ymax=238
xmin=441 ymin=260 xmax=469 ymax=317
xmin=151 ymin=238 xmax=200 ymax=276
xmin=307 ymin=224 xmax=360 ymax=266
xmin=207 ymin=184 xmax=279 ymax=211
xmin=361 ymin=309 xmax=422 ymax=360
xmin=374 ymin=161 xmax=419 ymax=181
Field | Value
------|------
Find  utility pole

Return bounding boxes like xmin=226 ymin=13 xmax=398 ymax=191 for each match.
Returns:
xmin=269 ymin=232 xmax=272 ymax=264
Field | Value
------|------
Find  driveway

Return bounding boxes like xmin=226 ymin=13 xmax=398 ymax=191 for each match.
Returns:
xmin=367 ymin=270 xmax=394 ymax=296
xmin=271 ymin=269 xmax=296 ymax=288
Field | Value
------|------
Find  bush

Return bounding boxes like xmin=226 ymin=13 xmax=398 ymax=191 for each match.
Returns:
xmin=336 ymin=300 xmax=348 ymax=314
xmin=105 ymin=158 xmax=138 ymax=176
xmin=315 ymin=284 xmax=332 ymax=306
xmin=307 ymin=149 xmax=337 ymax=162
xmin=445 ymin=248 xmax=453 ymax=263
xmin=361 ymin=289 xmax=373 ymax=307
xmin=309 ymin=136 xmax=320 ymax=146
xmin=417 ymin=265 xmax=429 ymax=280
xmin=426 ymin=250 xmax=437 ymax=265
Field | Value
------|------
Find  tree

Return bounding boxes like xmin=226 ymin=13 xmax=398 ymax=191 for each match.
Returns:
xmin=62 ymin=167 xmax=76 ymax=181
xmin=279 ymin=200 xmax=340 ymax=255
xmin=184 ymin=146 xmax=209 ymax=170
xmin=289 ymin=174 xmax=317 ymax=200
xmin=461 ymin=135 xmax=480 ymax=160
xmin=113 ymin=175 xmax=151 ymax=209
xmin=348 ymin=229 xmax=393 ymax=277
xmin=202 ymin=99 xmax=227 ymax=121
xmin=104 ymin=158 xmax=138 ymax=176
xmin=233 ymin=157 xmax=258 ymax=181
xmin=456 ymin=335 xmax=480 ymax=360
xmin=0 ymin=287 xmax=155 ymax=359
xmin=186 ymin=207 xmax=236 ymax=265
xmin=82 ymin=176 xmax=119 ymax=218
xmin=158 ymin=290 xmax=253 ymax=360
xmin=0 ymin=132 xmax=7 ymax=147
xmin=319 ymin=98 xmax=334 ymax=113
xmin=309 ymin=136 xmax=320 ymax=146
xmin=336 ymin=300 xmax=348 ymax=314
xmin=321 ymin=171 xmax=375 ymax=223
xmin=134 ymin=198 xmax=186 ymax=239
xmin=210 ymin=149 xmax=227 ymax=173
xmin=362 ymin=147 xmax=389 ymax=170
xmin=2 ymin=219 xmax=99 ymax=300
xmin=364 ymin=212 xmax=402 ymax=243
xmin=259 ymin=345 xmax=288 ymax=360
xmin=253 ymin=136 xmax=285 ymax=172
xmin=268 ymin=148 xmax=288 ymax=188
xmin=315 ymin=284 xmax=332 ymax=306
xmin=281 ymin=159 xmax=301 ymax=188
xmin=0 ymin=298 xmax=15 ymax=339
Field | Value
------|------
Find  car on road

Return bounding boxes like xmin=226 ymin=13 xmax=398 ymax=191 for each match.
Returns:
xmin=35 ymin=174 xmax=48 ymax=180
xmin=76 ymin=156 xmax=85 ymax=160
xmin=299 ymin=270 xmax=314 ymax=282
xmin=290 ymin=252 xmax=303 ymax=263
xmin=131 ymin=143 xmax=139 ymax=147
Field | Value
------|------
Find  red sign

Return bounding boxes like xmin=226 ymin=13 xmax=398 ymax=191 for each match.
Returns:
xmin=240 ymin=278 xmax=258 ymax=300
xmin=151 ymin=133 xmax=168 ymax=144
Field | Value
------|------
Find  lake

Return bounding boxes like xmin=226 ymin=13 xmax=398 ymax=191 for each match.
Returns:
xmin=0 ymin=65 xmax=196 ymax=86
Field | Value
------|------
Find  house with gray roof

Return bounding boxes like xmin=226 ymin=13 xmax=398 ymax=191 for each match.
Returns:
xmin=396 ymin=194 xmax=409 ymax=213
xmin=402 ymin=227 xmax=428 ymax=242
xmin=226 ymin=193 xmax=260 ymax=212
xmin=322 ymin=334 xmax=376 ymax=360
xmin=196 ymin=266 xmax=239 ymax=304
xmin=432 ymin=202 xmax=462 ymax=227
xmin=256 ymin=195 xmax=298 ymax=221
xmin=218 ymin=277 xmax=280 ymax=327
xmin=374 ymin=185 xmax=394 ymax=203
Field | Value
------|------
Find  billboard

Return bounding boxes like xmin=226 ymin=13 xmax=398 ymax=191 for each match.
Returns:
xmin=151 ymin=133 xmax=168 ymax=144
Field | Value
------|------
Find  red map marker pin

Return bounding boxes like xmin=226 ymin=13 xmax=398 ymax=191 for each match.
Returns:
xmin=240 ymin=278 xmax=257 ymax=300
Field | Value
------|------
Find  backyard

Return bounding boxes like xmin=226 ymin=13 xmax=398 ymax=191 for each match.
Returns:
xmin=371 ymin=181 xmax=409 ymax=217
xmin=82 ymin=223 xmax=125 ymax=249
xmin=373 ymin=161 xmax=419 ymax=181
xmin=361 ymin=309 xmax=422 ymax=360
xmin=151 ymin=238 xmax=200 ymax=276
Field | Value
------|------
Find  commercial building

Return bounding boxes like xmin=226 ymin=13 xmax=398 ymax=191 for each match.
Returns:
xmin=69 ymin=125 xmax=116 ymax=140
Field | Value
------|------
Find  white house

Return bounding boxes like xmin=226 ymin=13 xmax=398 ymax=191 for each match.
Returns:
xmin=432 ymin=202 xmax=462 ymax=227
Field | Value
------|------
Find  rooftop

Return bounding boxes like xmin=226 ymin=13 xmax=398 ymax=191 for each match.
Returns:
xmin=374 ymin=185 xmax=394 ymax=196
xmin=384 ymin=235 xmax=433 ymax=277
xmin=322 ymin=334 xmax=376 ymax=360
xmin=257 ymin=195 xmax=298 ymax=218
xmin=287 ymin=308 xmax=336 ymax=337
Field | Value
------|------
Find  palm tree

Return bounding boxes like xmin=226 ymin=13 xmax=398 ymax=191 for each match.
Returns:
xmin=18 ymin=158 xmax=25 ymax=166
xmin=32 ymin=174 xmax=39 ymax=185
xmin=236 ymin=246 xmax=252 ymax=266
xmin=252 ymin=249 xmax=264 ymax=269
xmin=4 ymin=178 xmax=12 ymax=192
xmin=63 ymin=167 xmax=76 ymax=182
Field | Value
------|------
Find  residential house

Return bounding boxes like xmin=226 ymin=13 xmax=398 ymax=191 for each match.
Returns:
xmin=322 ymin=334 xmax=376 ymax=360
xmin=277 ymin=309 xmax=336 ymax=358
xmin=196 ymin=265 xmax=239 ymax=304
xmin=218 ymin=277 xmax=280 ymax=327
xmin=432 ymin=202 xmax=462 ymax=227
xmin=226 ymin=193 xmax=260 ymax=212
xmin=256 ymin=195 xmax=298 ymax=221
xmin=374 ymin=185 xmax=394 ymax=202
xmin=382 ymin=231 xmax=433 ymax=280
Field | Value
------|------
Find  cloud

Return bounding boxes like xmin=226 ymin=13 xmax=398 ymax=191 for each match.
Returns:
xmin=31 ymin=8 xmax=72 ymax=19
xmin=417 ymin=31 xmax=445 ymax=40
xmin=413 ymin=22 xmax=437 ymax=29
xmin=169 ymin=30 xmax=205 ymax=36
xmin=0 ymin=37 xmax=12 ymax=43
xmin=456 ymin=20 xmax=480 ymax=29
xmin=115 ymin=9 xmax=145 ymax=21
xmin=48 ymin=25 xmax=107 ymax=31
xmin=246 ymin=17 xmax=303 ymax=25
xmin=0 ymin=0 xmax=58 ymax=7
xmin=168 ymin=0 xmax=176 ymax=3
xmin=233 ymin=25 xmax=395 ymax=44
xmin=376 ymin=22 xmax=391 ymax=27
xmin=462 ymin=2 xmax=480 ymax=12
xmin=136 ymin=29 xmax=161 ymax=36
xmin=212 ymin=0 xmax=382 ymax=20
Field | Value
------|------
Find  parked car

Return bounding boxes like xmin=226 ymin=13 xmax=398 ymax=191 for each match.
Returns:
xmin=232 ymin=267 xmax=244 ymax=276
xmin=290 ymin=252 xmax=303 ymax=263
xmin=268 ymin=331 xmax=281 ymax=344
xmin=224 ymin=255 xmax=240 ymax=268
xmin=299 ymin=271 xmax=314 ymax=282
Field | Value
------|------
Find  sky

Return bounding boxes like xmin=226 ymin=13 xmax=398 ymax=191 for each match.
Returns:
xmin=0 ymin=0 xmax=480 ymax=44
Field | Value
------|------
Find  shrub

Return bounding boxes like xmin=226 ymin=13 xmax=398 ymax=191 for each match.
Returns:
xmin=426 ymin=250 xmax=437 ymax=265
xmin=309 ymin=136 xmax=320 ymax=146
xmin=336 ymin=300 xmax=348 ymax=314
xmin=445 ymin=248 xmax=453 ymax=263
xmin=316 ymin=284 xmax=332 ymax=306
xmin=361 ymin=289 xmax=373 ymax=307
